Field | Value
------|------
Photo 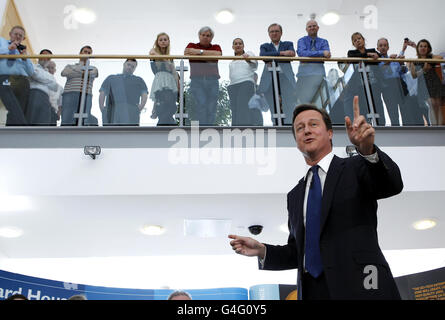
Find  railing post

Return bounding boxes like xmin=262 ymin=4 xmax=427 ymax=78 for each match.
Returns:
xmin=358 ymin=61 xmax=379 ymax=127
xmin=269 ymin=60 xmax=285 ymax=127
xmin=75 ymin=58 xmax=91 ymax=127
xmin=176 ymin=59 xmax=189 ymax=127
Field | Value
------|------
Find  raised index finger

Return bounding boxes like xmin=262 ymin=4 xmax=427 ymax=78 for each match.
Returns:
xmin=353 ymin=96 xmax=360 ymax=122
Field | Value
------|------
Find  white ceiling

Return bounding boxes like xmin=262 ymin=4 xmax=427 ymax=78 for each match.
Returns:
xmin=15 ymin=0 xmax=445 ymax=57
xmin=0 ymin=191 xmax=444 ymax=260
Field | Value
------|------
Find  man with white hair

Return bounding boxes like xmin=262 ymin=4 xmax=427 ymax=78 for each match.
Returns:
xmin=46 ymin=60 xmax=64 ymax=125
xmin=295 ymin=20 xmax=331 ymax=105
xmin=184 ymin=26 xmax=222 ymax=126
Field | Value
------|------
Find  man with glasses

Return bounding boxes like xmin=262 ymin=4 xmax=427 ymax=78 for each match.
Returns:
xmin=0 ymin=25 xmax=34 ymax=125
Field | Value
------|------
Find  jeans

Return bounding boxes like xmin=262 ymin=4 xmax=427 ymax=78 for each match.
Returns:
xmin=190 ymin=77 xmax=219 ymax=126
xmin=61 ymin=91 xmax=93 ymax=126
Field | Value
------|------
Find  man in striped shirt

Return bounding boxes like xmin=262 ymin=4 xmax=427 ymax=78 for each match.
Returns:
xmin=61 ymin=45 xmax=98 ymax=125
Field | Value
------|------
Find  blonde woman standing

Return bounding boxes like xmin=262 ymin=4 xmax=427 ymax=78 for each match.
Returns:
xmin=149 ymin=33 xmax=179 ymax=125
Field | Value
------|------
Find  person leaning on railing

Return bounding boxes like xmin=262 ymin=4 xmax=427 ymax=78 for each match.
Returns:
xmin=184 ymin=26 xmax=222 ymax=126
xmin=0 ymin=25 xmax=34 ymax=126
xmin=295 ymin=19 xmax=331 ymax=106
xmin=26 ymin=49 xmax=58 ymax=126
xmin=409 ymin=39 xmax=444 ymax=125
xmin=258 ymin=23 xmax=297 ymax=126
xmin=228 ymin=38 xmax=262 ymax=126
xmin=149 ymin=32 xmax=179 ymax=126
xmin=60 ymin=45 xmax=98 ymax=126
xmin=346 ymin=32 xmax=386 ymax=126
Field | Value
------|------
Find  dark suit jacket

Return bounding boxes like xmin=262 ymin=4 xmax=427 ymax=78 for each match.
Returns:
xmin=258 ymin=41 xmax=297 ymax=94
xmin=262 ymin=147 xmax=403 ymax=300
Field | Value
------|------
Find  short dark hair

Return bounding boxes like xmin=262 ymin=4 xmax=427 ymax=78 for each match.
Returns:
xmin=79 ymin=45 xmax=92 ymax=53
xmin=125 ymin=58 xmax=137 ymax=63
xmin=40 ymin=49 xmax=52 ymax=54
xmin=291 ymin=104 xmax=333 ymax=138
xmin=268 ymin=23 xmax=282 ymax=33
xmin=6 ymin=294 xmax=28 ymax=300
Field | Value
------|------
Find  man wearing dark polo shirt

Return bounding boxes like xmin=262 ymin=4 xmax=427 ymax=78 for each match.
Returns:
xmin=184 ymin=26 xmax=222 ymax=126
xmin=99 ymin=59 xmax=148 ymax=126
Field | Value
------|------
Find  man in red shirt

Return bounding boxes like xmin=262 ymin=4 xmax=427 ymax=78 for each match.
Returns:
xmin=184 ymin=26 xmax=222 ymax=126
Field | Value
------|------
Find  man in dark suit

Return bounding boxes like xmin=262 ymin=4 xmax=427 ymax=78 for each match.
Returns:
xmin=229 ymin=96 xmax=403 ymax=300
xmin=258 ymin=23 xmax=297 ymax=125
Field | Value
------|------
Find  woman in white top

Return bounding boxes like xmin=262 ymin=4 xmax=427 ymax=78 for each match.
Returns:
xmin=228 ymin=38 xmax=263 ymax=126
xmin=149 ymin=33 xmax=179 ymax=125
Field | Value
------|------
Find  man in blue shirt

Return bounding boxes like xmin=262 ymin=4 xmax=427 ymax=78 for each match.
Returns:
xmin=0 ymin=25 xmax=34 ymax=125
xmin=295 ymin=20 xmax=331 ymax=105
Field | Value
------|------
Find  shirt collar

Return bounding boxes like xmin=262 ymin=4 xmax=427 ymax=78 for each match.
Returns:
xmin=304 ymin=151 xmax=334 ymax=180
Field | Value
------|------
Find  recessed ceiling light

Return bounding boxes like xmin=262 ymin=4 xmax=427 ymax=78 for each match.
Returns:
xmin=279 ymin=223 xmax=288 ymax=233
xmin=140 ymin=225 xmax=165 ymax=236
xmin=215 ymin=9 xmax=234 ymax=24
xmin=73 ymin=8 xmax=97 ymax=24
xmin=321 ymin=12 xmax=340 ymax=26
xmin=0 ymin=226 xmax=23 ymax=238
xmin=413 ymin=219 xmax=437 ymax=231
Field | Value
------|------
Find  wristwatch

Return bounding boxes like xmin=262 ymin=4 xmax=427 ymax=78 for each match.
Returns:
xmin=199 ymin=49 xmax=204 ymax=55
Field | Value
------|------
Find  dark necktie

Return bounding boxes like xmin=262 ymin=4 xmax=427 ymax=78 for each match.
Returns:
xmin=305 ymin=165 xmax=323 ymax=278
xmin=311 ymin=39 xmax=316 ymax=51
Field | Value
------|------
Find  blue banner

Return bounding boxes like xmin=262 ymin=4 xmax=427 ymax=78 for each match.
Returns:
xmin=0 ymin=270 xmax=248 ymax=300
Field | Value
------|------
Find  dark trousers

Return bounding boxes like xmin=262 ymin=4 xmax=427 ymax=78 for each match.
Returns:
xmin=302 ymin=272 xmax=331 ymax=300
xmin=381 ymin=78 xmax=404 ymax=126
xmin=0 ymin=75 xmax=29 ymax=126
xmin=228 ymin=81 xmax=263 ymax=126
xmin=25 ymin=89 xmax=52 ymax=125
xmin=155 ymin=89 xmax=177 ymax=126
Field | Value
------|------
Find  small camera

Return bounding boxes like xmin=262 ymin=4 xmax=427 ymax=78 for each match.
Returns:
xmin=248 ymin=225 xmax=263 ymax=236
xmin=16 ymin=44 xmax=26 ymax=52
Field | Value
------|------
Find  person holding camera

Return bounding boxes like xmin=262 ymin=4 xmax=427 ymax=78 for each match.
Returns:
xmin=409 ymin=39 xmax=444 ymax=125
xmin=0 ymin=25 xmax=34 ymax=125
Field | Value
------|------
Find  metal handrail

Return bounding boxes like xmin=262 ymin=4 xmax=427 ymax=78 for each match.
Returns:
xmin=1 ymin=54 xmax=443 ymax=64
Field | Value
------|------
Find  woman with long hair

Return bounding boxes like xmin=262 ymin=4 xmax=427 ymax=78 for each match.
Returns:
xmin=409 ymin=39 xmax=444 ymax=125
xmin=149 ymin=33 xmax=179 ymax=125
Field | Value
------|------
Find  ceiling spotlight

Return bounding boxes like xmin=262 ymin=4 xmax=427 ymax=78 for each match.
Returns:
xmin=215 ymin=9 xmax=234 ymax=24
xmin=413 ymin=219 xmax=437 ymax=231
xmin=321 ymin=12 xmax=340 ymax=25
xmin=0 ymin=226 xmax=23 ymax=238
xmin=84 ymin=146 xmax=101 ymax=160
xmin=140 ymin=225 xmax=165 ymax=236
xmin=73 ymin=8 xmax=97 ymax=24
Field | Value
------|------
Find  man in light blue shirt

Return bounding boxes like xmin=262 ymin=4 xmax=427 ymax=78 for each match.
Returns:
xmin=295 ymin=20 xmax=331 ymax=105
xmin=0 ymin=25 xmax=34 ymax=125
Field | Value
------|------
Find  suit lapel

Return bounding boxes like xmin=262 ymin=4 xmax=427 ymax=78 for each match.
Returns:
xmin=289 ymin=179 xmax=305 ymax=248
xmin=320 ymin=155 xmax=345 ymax=235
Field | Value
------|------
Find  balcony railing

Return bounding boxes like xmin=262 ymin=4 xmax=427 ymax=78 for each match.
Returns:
xmin=0 ymin=54 xmax=444 ymax=128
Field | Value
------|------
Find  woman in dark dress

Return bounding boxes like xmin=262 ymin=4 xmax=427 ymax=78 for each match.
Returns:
xmin=409 ymin=39 xmax=444 ymax=125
